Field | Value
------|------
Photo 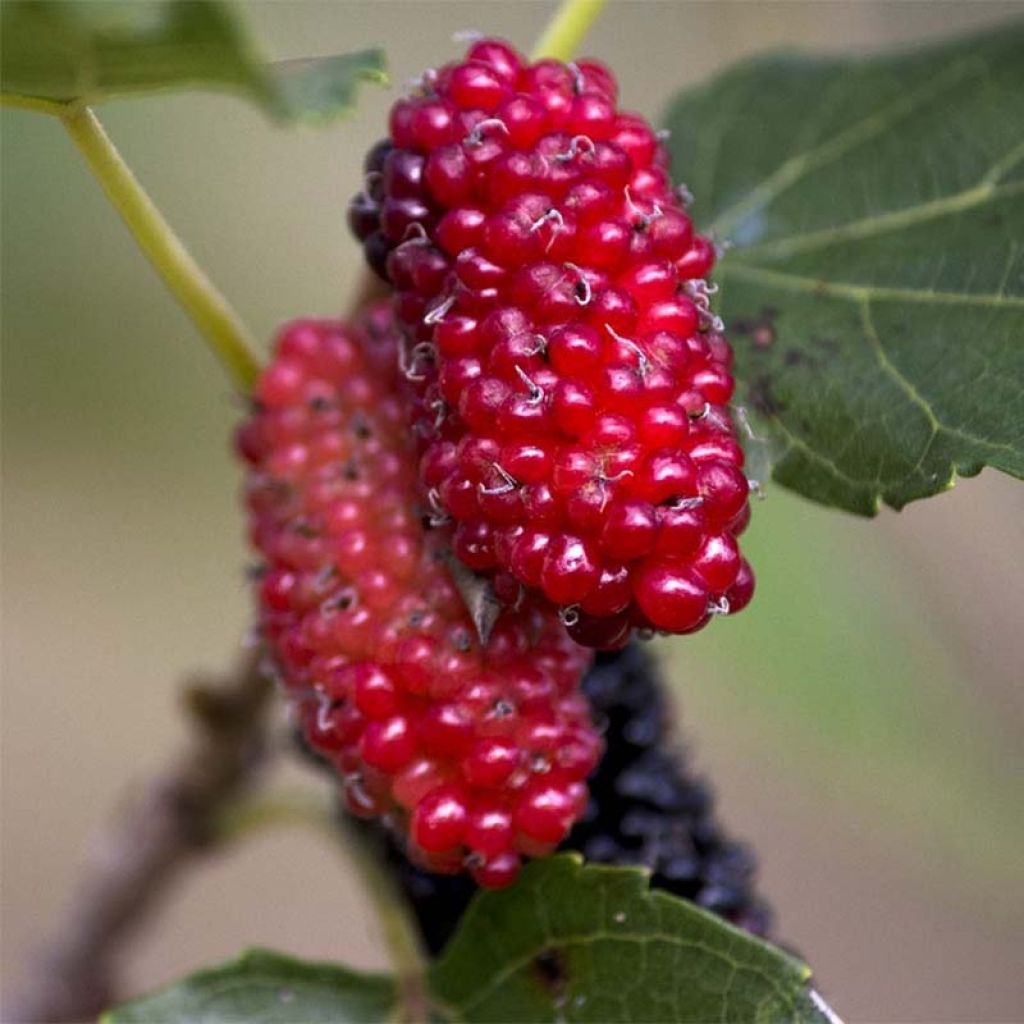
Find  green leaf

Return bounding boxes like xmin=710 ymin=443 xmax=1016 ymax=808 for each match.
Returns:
xmin=663 ymin=23 xmax=1024 ymax=514
xmin=103 ymin=948 xmax=397 ymax=1023
xmin=269 ymin=53 xmax=388 ymax=126
xmin=429 ymin=855 xmax=833 ymax=1023
xmin=104 ymin=860 xmax=837 ymax=1023
xmin=0 ymin=0 xmax=386 ymax=123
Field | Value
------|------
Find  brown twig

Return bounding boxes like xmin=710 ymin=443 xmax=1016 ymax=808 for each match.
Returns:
xmin=10 ymin=649 xmax=275 ymax=1023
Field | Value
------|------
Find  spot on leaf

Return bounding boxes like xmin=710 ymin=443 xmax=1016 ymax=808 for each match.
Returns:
xmin=532 ymin=947 xmax=569 ymax=996
xmin=749 ymin=374 xmax=787 ymax=417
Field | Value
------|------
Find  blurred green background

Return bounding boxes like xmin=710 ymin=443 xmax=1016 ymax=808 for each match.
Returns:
xmin=2 ymin=2 xmax=1023 ymax=1020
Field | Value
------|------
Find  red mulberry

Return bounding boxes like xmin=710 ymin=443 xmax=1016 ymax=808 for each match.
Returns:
xmin=350 ymin=39 xmax=754 ymax=649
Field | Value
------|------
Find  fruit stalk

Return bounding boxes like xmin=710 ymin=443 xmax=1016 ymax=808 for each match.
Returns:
xmin=59 ymin=105 xmax=262 ymax=392
xmin=221 ymin=793 xmax=432 ymax=1022
xmin=531 ymin=0 xmax=609 ymax=62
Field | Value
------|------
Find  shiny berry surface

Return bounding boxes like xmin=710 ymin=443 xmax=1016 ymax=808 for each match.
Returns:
xmin=350 ymin=39 xmax=754 ymax=647
xmin=239 ymin=306 xmax=599 ymax=886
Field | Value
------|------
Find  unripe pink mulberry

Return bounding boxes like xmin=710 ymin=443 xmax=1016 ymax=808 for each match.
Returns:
xmin=238 ymin=306 xmax=599 ymax=886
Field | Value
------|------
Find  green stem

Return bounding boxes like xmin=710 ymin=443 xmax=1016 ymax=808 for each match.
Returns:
xmin=220 ymin=791 xmax=430 ymax=1023
xmin=1 ymin=92 xmax=68 ymax=116
xmin=339 ymin=822 xmax=431 ymax=1024
xmin=530 ymin=0 xmax=608 ymax=62
xmin=218 ymin=791 xmax=334 ymax=843
xmin=58 ymin=104 xmax=261 ymax=392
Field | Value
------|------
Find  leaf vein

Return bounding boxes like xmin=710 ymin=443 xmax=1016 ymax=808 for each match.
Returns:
xmin=859 ymin=297 xmax=940 ymax=434
xmin=981 ymin=138 xmax=1024 ymax=186
xmin=721 ymin=262 xmax=1024 ymax=307
xmin=709 ymin=55 xmax=988 ymax=237
xmin=737 ymin=180 xmax=1024 ymax=259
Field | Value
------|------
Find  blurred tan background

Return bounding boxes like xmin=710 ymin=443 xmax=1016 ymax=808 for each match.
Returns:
xmin=3 ymin=2 xmax=1023 ymax=1020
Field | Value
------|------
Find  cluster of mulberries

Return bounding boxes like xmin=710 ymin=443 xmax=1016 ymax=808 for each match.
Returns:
xmin=349 ymin=644 xmax=770 ymax=954
xmin=349 ymin=37 xmax=754 ymax=651
xmin=240 ymin=37 xmax=760 ymax=895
